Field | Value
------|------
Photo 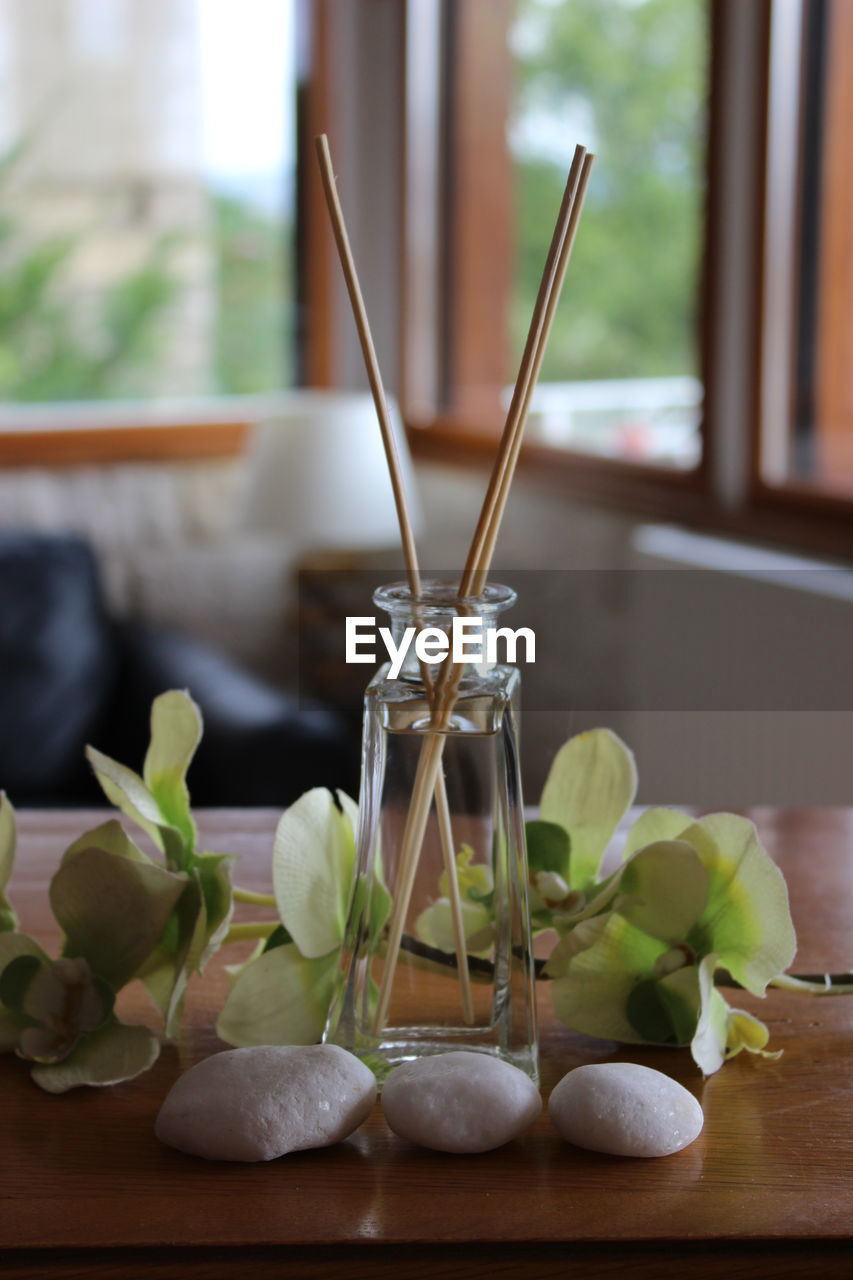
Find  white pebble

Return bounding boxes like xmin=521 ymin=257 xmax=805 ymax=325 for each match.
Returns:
xmin=155 ymin=1044 xmax=377 ymax=1162
xmin=549 ymin=1062 xmax=703 ymax=1157
xmin=381 ymin=1051 xmax=541 ymax=1153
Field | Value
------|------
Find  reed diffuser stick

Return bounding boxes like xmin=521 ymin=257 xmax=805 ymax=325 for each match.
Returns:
xmin=314 ymin=134 xmax=475 ymax=1025
xmin=461 ymin=147 xmax=593 ymax=597
xmin=468 ymin=155 xmax=594 ymax=594
xmin=372 ymin=152 xmax=593 ymax=1034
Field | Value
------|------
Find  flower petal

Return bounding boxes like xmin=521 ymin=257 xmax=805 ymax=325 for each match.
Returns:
xmin=0 ymin=932 xmax=49 ymax=973
xmin=30 ymin=1020 xmax=160 ymax=1093
xmin=690 ymin=952 xmax=729 ymax=1075
xmin=0 ymin=792 xmax=17 ymax=931
xmin=195 ymin=852 xmax=236 ymax=972
xmin=525 ymin=820 xmax=571 ymax=881
xmin=626 ymin=963 xmax=701 ymax=1046
xmin=622 ymin=807 xmax=692 ymax=860
xmin=618 ymin=840 xmax=709 ymax=941
xmin=49 ymin=847 xmax=187 ymax=990
xmin=216 ymin=943 xmax=337 ymax=1047
xmin=415 ymin=898 xmax=491 ymax=955
xmin=725 ymin=1008 xmax=781 ymax=1061
xmin=548 ymin=912 xmax=665 ymax=1042
xmin=273 ymin=789 xmax=354 ymax=958
xmin=679 ymin=814 xmax=797 ymax=995
xmin=143 ymin=691 xmax=203 ymax=861
xmin=62 ymin=819 xmax=151 ymax=866
xmin=85 ymin=745 xmax=184 ymax=867
xmin=540 ymin=729 xmax=637 ymax=888
xmin=138 ymin=873 xmax=206 ymax=1038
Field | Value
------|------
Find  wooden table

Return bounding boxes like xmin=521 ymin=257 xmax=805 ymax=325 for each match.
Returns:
xmin=3 ymin=808 xmax=852 ymax=1278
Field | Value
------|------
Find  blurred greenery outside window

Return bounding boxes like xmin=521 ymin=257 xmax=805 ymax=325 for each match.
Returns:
xmin=508 ymin=0 xmax=708 ymax=468
xmin=0 ymin=0 xmax=295 ymax=405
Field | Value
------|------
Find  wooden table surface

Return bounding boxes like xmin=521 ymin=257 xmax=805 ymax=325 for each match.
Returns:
xmin=3 ymin=807 xmax=852 ymax=1278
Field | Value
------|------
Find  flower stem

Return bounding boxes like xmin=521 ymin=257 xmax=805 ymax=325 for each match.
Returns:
xmin=768 ymin=972 xmax=853 ymax=996
xmin=232 ymin=886 xmax=277 ymax=907
xmin=223 ymin=921 xmax=278 ymax=944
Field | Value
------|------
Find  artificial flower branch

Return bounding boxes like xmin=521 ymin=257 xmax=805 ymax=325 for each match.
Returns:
xmin=1 ymin=691 xmax=850 ymax=1093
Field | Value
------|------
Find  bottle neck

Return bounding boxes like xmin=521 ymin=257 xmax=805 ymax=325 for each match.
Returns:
xmin=382 ymin=604 xmax=510 ymax=681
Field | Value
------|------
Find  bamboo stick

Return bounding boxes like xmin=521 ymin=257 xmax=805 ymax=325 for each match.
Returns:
xmin=314 ymin=134 xmax=474 ymax=1025
xmin=466 ymin=152 xmax=595 ymax=595
xmin=373 ymin=152 xmax=593 ymax=1033
xmin=460 ymin=146 xmax=592 ymax=597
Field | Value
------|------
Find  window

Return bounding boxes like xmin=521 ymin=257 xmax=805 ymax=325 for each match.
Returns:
xmin=403 ymin=0 xmax=853 ymax=558
xmin=759 ymin=0 xmax=853 ymax=499
xmin=0 ymin=0 xmax=295 ymax=410
xmin=433 ymin=0 xmax=710 ymax=470
xmin=508 ymin=0 xmax=707 ymax=468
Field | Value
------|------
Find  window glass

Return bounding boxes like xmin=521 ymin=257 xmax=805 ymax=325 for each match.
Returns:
xmin=509 ymin=0 xmax=708 ymax=467
xmin=767 ymin=0 xmax=853 ymax=498
xmin=0 ymin=0 xmax=294 ymax=403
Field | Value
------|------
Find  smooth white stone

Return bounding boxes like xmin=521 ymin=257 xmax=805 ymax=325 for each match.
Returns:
xmin=381 ymin=1051 xmax=541 ymax=1153
xmin=548 ymin=1062 xmax=703 ymax=1157
xmin=155 ymin=1044 xmax=377 ymax=1162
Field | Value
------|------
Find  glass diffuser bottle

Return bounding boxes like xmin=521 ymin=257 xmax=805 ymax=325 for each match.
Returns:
xmin=323 ymin=581 xmax=538 ymax=1083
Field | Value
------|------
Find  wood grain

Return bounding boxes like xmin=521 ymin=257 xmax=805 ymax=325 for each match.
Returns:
xmin=2 ymin=807 xmax=852 ymax=1278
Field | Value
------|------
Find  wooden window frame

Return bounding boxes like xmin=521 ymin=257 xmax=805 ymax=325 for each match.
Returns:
xmin=403 ymin=0 xmax=853 ymax=562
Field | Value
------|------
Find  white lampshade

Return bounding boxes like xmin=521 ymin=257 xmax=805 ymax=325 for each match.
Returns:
xmin=241 ymin=390 xmax=421 ymax=551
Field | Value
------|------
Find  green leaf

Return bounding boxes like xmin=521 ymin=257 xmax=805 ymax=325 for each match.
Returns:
xmin=618 ymin=840 xmax=709 ymax=941
xmin=548 ymin=912 xmax=666 ymax=1043
xmin=216 ymin=943 xmax=337 ymax=1047
xmin=62 ymin=819 xmax=151 ymax=866
xmin=49 ymin=847 xmax=187 ymax=990
xmin=679 ymin=814 xmax=797 ymax=995
xmin=525 ymin=820 xmax=571 ymax=879
xmin=622 ymin=807 xmax=691 ymax=860
xmin=143 ymin=691 xmax=202 ymax=860
xmin=195 ymin=852 xmax=235 ymax=971
xmin=0 ymin=953 xmax=42 ymax=1010
xmin=30 ymin=1019 xmax=160 ymax=1093
xmin=273 ymin=789 xmax=355 ymax=959
xmin=540 ymin=728 xmax=638 ymax=888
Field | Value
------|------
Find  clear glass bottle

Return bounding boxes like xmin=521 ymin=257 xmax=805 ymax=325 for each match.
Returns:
xmin=323 ymin=581 xmax=538 ymax=1084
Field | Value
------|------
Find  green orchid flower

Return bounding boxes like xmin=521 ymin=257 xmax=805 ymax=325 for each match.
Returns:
xmin=217 ymin=787 xmax=370 ymax=1047
xmin=536 ymin=730 xmax=798 ymax=1074
xmin=86 ymin=690 xmax=235 ymax=1036
xmin=415 ymin=845 xmax=495 ymax=957
xmin=0 ymin=934 xmax=159 ymax=1093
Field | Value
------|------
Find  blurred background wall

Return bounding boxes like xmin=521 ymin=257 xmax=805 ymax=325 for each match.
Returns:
xmin=1 ymin=0 xmax=851 ymax=809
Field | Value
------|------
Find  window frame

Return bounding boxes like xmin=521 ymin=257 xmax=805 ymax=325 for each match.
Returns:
xmin=0 ymin=0 xmax=327 ymax=471
xmin=402 ymin=0 xmax=853 ymax=562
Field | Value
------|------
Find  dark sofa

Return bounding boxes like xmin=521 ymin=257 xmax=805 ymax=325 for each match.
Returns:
xmin=0 ymin=532 xmax=358 ymax=807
